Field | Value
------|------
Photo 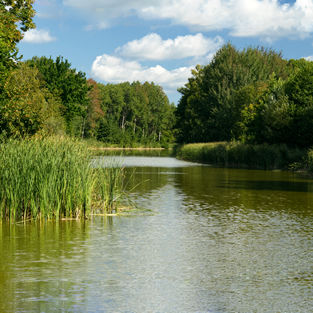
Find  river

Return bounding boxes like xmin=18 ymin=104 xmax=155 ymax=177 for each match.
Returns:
xmin=0 ymin=154 xmax=312 ymax=312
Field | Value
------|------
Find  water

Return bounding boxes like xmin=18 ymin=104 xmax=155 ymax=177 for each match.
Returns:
xmin=1 ymin=155 xmax=313 ymax=312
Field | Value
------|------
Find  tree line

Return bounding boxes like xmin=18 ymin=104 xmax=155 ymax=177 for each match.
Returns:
xmin=0 ymin=1 xmax=175 ymax=146
xmin=176 ymin=44 xmax=313 ymax=148
xmin=2 ymin=1 xmax=313 ymax=149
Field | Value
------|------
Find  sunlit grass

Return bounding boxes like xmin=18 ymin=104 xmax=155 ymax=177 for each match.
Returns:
xmin=176 ymin=142 xmax=306 ymax=170
xmin=0 ymin=137 xmax=127 ymax=221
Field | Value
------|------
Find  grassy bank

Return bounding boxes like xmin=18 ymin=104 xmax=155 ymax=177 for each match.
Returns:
xmin=0 ymin=137 xmax=125 ymax=221
xmin=175 ymin=142 xmax=307 ymax=170
xmin=84 ymin=138 xmax=172 ymax=149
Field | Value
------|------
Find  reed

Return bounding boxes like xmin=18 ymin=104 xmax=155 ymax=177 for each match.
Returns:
xmin=307 ymin=149 xmax=313 ymax=172
xmin=0 ymin=137 xmax=125 ymax=221
xmin=175 ymin=142 xmax=306 ymax=170
xmin=93 ymin=161 xmax=125 ymax=214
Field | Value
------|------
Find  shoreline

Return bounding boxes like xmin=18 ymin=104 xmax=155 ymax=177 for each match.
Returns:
xmin=89 ymin=147 xmax=166 ymax=151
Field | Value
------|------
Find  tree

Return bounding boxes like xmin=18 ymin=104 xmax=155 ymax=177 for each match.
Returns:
xmin=27 ymin=56 xmax=90 ymax=135
xmin=240 ymin=76 xmax=293 ymax=145
xmin=238 ymin=60 xmax=313 ymax=148
xmin=0 ymin=63 xmax=47 ymax=137
xmin=0 ymin=1 xmax=35 ymax=86
xmin=96 ymin=81 xmax=175 ymax=146
xmin=175 ymin=44 xmax=290 ymax=143
xmin=284 ymin=62 xmax=313 ymax=147
xmin=85 ymin=79 xmax=104 ymax=137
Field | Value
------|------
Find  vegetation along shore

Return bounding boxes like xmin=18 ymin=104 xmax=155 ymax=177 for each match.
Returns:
xmin=174 ymin=142 xmax=309 ymax=171
xmin=0 ymin=137 xmax=125 ymax=221
xmin=1 ymin=1 xmax=313 ymax=221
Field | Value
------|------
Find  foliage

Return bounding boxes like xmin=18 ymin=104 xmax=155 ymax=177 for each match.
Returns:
xmin=96 ymin=81 xmax=175 ymax=147
xmin=176 ymin=44 xmax=313 ymax=149
xmin=176 ymin=142 xmax=305 ymax=170
xmin=239 ymin=62 xmax=313 ymax=148
xmin=284 ymin=62 xmax=313 ymax=147
xmin=0 ymin=63 xmax=46 ymax=137
xmin=175 ymin=44 xmax=290 ymax=144
xmin=0 ymin=137 xmax=126 ymax=220
xmin=0 ymin=0 xmax=35 ymax=86
xmin=0 ymin=1 xmax=175 ymax=146
xmin=26 ymin=56 xmax=90 ymax=136
xmin=85 ymin=78 xmax=104 ymax=137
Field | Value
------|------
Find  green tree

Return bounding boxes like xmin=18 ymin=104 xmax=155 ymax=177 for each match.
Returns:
xmin=0 ymin=1 xmax=35 ymax=78
xmin=175 ymin=44 xmax=289 ymax=143
xmin=85 ymin=78 xmax=104 ymax=137
xmin=27 ymin=56 xmax=90 ymax=135
xmin=240 ymin=76 xmax=293 ymax=145
xmin=96 ymin=81 xmax=175 ymax=146
xmin=0 ymin=63 xmax=47 ymax=137
xmin=284 ymin=62 xmax=313 ymax=147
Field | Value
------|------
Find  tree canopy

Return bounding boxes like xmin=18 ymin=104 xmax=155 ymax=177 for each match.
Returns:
xmin=96 ymin=81 xmax=175 ymax=146
xmin=175 ymin=44 xmax=313 ymax=148
xmin=0 ymin=0 xmax=35 ymax=86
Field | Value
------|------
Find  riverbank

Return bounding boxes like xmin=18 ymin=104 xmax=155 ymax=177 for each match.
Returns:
xmin=89 ymin=147 xmax=166 ymax=151
xmin=174 ymin=142 xmax=310 ymax=171
xmin=84 ymin=138 xmax=171 ymax=150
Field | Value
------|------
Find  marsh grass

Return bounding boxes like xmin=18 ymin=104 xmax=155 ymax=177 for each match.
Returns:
xmin=94 ymin=163 xmax=125 ymax=214
xmin=176 ymin=142 xmax=306 ymax=170
xmin=306 ymin=149 xmax=313 ymax=172
xmin=0 ymin=137 xmax=127 ymax=221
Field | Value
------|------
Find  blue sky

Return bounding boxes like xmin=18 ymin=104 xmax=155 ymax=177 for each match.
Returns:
xmin=19 ymin=0 xmax=313 ymax=103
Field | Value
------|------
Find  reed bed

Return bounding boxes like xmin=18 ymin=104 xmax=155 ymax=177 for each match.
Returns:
xmin=0 ymin=137 xmax=125 ymax=221
xmin=175 ymin=142 xmax=306 ymax=170
xmin=307 ymin=149 xmax=313 ymax=172
xmin=92 ymin=161 xmax=126 ymax=214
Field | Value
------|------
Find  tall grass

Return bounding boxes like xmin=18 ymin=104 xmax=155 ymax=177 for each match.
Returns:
xmin=0 ymin=137 xmax=125 ymax=221
xmin=307 ymin=149 xmax=313 ymax=172
xmin=175 ymin=142 xmax=306 ymax=170
xmin=93 ymin=163 xmax=126 ymax=214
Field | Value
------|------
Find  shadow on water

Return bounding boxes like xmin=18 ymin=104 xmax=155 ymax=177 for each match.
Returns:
xmin=218 ymin=179 xmax=313 ymax=192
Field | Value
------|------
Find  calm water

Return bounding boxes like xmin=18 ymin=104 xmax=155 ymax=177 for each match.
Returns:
xmin=1 ymin=155 xmax=313 ymax=312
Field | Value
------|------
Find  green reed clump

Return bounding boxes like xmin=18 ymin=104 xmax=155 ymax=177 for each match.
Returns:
xmin=306 ymin=149 xmax=313 ymax=172
xmin=0 ymin=137 xmax=127 ymax=221
xmin=0 ymin=137 xmax=95 ymax=220
xmin=93 ymin=164 xmax=125 ymax=214
xmin=176 ymin=142 xmax=305 ymax=170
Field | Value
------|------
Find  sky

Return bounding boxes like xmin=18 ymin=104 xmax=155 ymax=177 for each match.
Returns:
xmin=18 ymin=0 xmax=313 ymax=104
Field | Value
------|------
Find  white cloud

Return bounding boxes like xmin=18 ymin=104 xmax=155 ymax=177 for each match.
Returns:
xmin=304 ymin=55 xmax=313 ymax=61
xmin=91 ymin=32 xmax=223 ymax=93
xmin=91 ymin=54 xmax=192 ymax=91
xmin=23 ymin=29 xmax=56 ymax=43
xmin=63 ymin=0 xmax=313 ymax=40
xmin=35 ymin=0 xmax=64 ymax=19
xmin=116 ymin=33 xmax=224 ymax=60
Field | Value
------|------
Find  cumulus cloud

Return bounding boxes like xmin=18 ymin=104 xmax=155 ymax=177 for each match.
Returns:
xmin=23 ymin=29 xmax=56 ymax=43
xmin=304 ymin=55 xmax=313 ymax=61
xmin=116 ymin=33 xmax=224 ymax=60
xmin=91 ymin=54 xmax=192 ymax=91
xmin=91 ymin=32 xmax=223 ymax=92
xmin=63 ymin=0 xmax=313 ymax=39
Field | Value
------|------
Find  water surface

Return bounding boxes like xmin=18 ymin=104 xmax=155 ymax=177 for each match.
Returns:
xmin=1 ymin=156 xmax=312 ymax=312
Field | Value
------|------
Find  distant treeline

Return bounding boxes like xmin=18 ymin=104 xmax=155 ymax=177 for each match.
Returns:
xmin=0 ymin=56 xmax=176 ymax=146
xmin=1 ymin=1 xmax=313 ymax=151
xmin=176 ymin=44 xmax=313 ymax=148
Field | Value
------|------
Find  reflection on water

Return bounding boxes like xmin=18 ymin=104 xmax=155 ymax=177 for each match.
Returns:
xmin=92 ymin=155 xmax=202 ymax=168
xmin=1 ymin=156 xmax=313 ymax=312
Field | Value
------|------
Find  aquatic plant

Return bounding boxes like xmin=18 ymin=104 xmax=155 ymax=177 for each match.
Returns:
xmin=175 ymin=142 xmax=306 ymax=170
xmin=0 ymin=137 xmax=126 ymax=220
xmin=93 ymin=161 xmax=125 ymax=214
